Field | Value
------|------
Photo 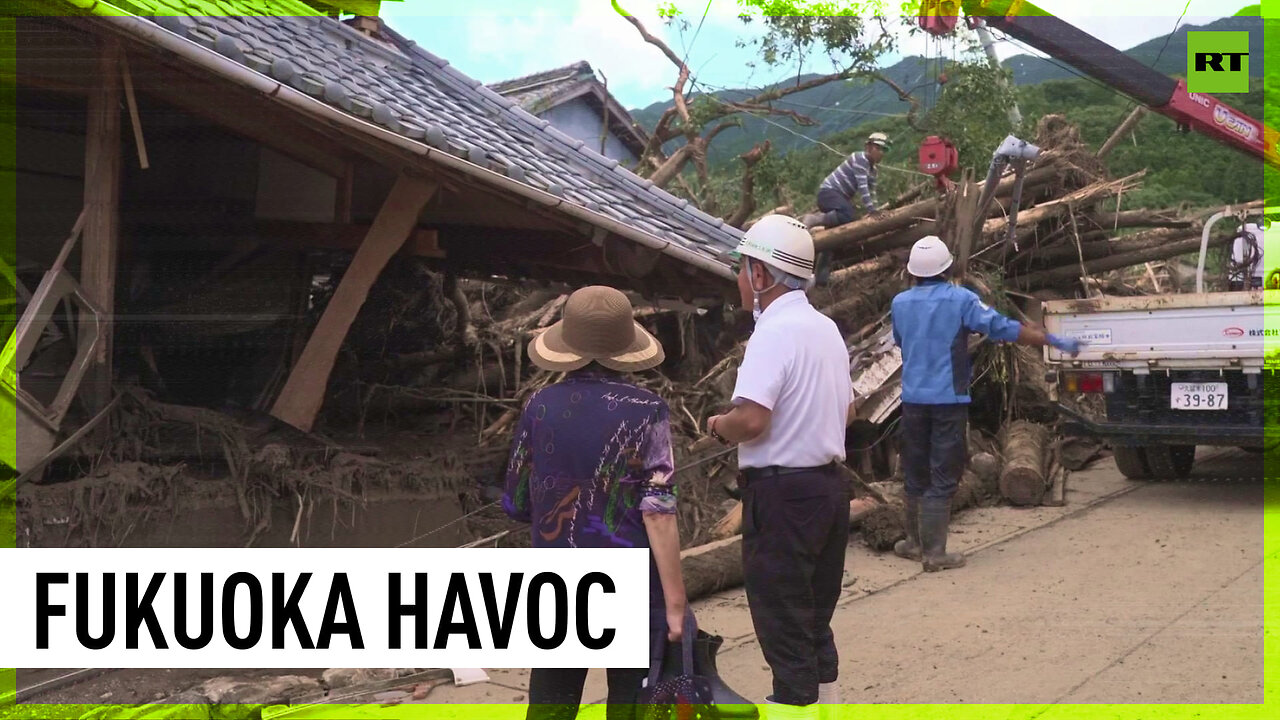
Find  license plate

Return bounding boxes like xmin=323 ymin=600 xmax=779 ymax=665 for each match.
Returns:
xmin=1170 ymin=382 xmax=1228 ymax=410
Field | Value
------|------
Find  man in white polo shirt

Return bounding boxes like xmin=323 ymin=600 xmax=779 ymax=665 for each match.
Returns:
xmin=706 ymin=215 xmax=853 ymax=720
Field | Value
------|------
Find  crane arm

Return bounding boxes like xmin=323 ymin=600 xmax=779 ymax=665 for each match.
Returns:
xmin=920 ymin=0 xmax=1279 ymax=169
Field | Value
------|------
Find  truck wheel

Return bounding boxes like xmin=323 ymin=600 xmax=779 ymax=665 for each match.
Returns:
xmin=1112 ymin=445 xmax=1151 ymax=480
xmin=1144 ymin=444 xmax=1196 ymax=480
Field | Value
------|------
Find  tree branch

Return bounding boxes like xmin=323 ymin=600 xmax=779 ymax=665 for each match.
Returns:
xmin=870 ymin=72 xmax=922 ymax=129
xmin=648 ymin=144 xmax=695 ymax=189
xmin=703 ymin=120 xmax=739 ymax=146
xmin=725 ymin=141 xmax=771 ymax=229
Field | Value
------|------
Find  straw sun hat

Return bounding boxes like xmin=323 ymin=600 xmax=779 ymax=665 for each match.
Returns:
xmin=527 ymin=286 xmax=665 ymax=372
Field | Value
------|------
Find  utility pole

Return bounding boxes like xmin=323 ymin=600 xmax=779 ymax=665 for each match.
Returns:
xmin=971 ymin=17 xmax=1023 ymax=128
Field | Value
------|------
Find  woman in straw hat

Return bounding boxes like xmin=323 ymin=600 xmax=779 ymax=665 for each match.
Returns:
xmin=503 ymin=285 xmax=686 ymax=720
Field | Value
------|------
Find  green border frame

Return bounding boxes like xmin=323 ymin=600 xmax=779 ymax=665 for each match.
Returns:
xmin=0 ymin=0 xmax=1275 ymax=718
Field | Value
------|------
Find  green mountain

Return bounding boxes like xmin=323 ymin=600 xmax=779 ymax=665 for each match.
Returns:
xmin=629 ymin=14 xmax=1264 ymax=168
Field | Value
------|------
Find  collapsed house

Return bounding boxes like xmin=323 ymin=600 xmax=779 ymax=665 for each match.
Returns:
xmin=6 ymin=0 xmax=743 ymax=548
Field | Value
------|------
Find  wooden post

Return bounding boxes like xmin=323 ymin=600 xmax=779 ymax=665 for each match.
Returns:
xmin=1097 ymin=106 xmax=1147 ymax=160
xmin=270 ymin=174 xmax=438 ymax=431
xmin=82 ymin=39 xmax=123 ymax=415
xmin=335 ymin=162 xmax=354 ymax=224
xmin=953 ymin=168 xmax=978 ymax=282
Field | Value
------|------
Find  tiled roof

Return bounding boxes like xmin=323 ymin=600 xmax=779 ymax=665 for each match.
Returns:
xmin=64 ymin=0 xmax=738 ymax=279
xmin=488 ymin=60 xmax=596 ymax=113
xmin=488 ymin=60 xmax=650 ymax=159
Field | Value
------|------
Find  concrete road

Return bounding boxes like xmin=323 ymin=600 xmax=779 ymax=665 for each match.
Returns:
xmin=441 ymin=448 xmax=1267 ymax=707
xmin=717 ymin=449 xmax=1265 ymax=704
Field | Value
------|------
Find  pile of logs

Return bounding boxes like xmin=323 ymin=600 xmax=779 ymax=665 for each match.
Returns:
xmin=804 ymin=115 xmax=1261 ymax=301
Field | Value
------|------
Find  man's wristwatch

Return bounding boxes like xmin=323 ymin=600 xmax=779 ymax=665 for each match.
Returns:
xmin=709 ymin=417 xmax=728 ymax=444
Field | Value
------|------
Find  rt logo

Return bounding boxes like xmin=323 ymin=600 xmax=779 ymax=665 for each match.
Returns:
xmin=1188 ymin=31 xmax=1249 ymax=93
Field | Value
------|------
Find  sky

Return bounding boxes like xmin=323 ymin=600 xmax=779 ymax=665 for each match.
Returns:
xmin=377 ymin=0 xmax=1240 ymax=110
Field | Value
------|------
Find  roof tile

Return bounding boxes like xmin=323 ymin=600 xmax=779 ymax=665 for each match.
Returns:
xmin=110 ymin=1 xmax=740 ymax=278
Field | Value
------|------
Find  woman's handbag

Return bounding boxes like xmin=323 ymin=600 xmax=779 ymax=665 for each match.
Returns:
xmin=637 ymin=613 xmax=758 ymax=720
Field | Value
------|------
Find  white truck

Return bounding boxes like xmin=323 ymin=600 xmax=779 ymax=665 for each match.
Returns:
xmin=1042 ymin=207 xmax=1276 ymax=480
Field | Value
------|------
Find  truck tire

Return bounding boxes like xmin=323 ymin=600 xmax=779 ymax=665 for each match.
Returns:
xmin=1143 ymin=444 xmax=1196 ymax=480
xmin=1112 ymin=445 xmax=1151 ymax=480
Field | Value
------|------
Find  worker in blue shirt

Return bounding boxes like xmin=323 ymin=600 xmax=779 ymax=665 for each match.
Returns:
xmin=891 ymin=236 xmax=1082 ymax=571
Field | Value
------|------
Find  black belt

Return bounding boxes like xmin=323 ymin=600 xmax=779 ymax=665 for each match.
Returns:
xmin=740 ymin=462 xmax=837 ymax=485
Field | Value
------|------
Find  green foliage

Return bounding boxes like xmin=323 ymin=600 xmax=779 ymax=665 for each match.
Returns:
xmin=924 ymin=59 xmax=1022 ymax=170
xmin=740 ymin=14 xmax=894 ymax=73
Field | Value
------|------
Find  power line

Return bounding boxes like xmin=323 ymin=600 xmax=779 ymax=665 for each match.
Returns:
xmin=699 ymin=92 xmax=929 ymax=176
xmin=680 ymin=0 xmax=715 ymax=69
xmin=1151 ymin=0 xmax=1193 ymax=70
xmin=996 ymin=31 xmax=1141 ymax=107
xmin=686 ymin=76 xmax=927 ymax=176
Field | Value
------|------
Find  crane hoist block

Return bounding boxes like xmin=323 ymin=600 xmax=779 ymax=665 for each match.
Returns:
xmin=919 ymin=135 xmax=959 ymax=189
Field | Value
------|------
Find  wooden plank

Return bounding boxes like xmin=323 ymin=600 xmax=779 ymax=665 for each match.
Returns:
xmin=270 ymin=174 xmax=438 ymax=431
xmin=118 ymin=51 xmax=149 ymax=170
xmin=81 ymin=39 xmax=122 ymax=414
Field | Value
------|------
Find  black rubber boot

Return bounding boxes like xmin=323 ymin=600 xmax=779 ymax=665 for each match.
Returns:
xmin=920 ymin=497 xmax=966 ymax=572
xmin=893 ymin=495 xmax=922 ymax=561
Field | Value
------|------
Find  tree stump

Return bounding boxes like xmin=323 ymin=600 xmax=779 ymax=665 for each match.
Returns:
xmin=999 ymin=421 xmax=1050 ymax=506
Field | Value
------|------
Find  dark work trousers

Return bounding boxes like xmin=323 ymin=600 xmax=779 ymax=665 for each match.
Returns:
xmin=900 ymin=402 xmax=969 ymax=500
xmin=741 ymin=467 xmax=851 ymax=706
xmin=526 ymin=667 xmax=649 ymax=720
xmin=816 ymin=187 xmax=859 ymax=227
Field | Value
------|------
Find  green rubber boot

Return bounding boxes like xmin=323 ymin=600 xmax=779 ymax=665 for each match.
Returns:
xmin=893 ymin=494 xmax=922 ymax=561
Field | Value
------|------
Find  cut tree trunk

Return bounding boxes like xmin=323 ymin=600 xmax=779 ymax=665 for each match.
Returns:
xmin=1015 ymin=229 xmax=1229 ymax=289
xmin=860 ymin=470 xmax=992 ymax=551
xmin=999 ymin=421 xmax=1050 ymax=506
xmin=812 ymin=162 xmax=1066 ymax=253
xmin=979 ymin=172 xmax=1144 ymax=241
xmin=681 ymin=536 xmax=743 ymax=601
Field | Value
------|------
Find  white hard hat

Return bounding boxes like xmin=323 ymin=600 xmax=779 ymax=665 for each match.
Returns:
xmin=867 ymin=132 xmax=891 ymax=148
xmin=733 ymin=214 xmax=815 ymax=280
xmin=907 ymin=235 xmax=954 ymax=278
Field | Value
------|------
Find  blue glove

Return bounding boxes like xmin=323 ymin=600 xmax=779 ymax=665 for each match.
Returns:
xmin=1048 ymin=333 xmax=1083 ymax=355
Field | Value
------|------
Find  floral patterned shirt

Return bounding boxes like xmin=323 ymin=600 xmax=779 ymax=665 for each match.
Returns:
xmin=502 ymin=370 xmax=677 ymax=549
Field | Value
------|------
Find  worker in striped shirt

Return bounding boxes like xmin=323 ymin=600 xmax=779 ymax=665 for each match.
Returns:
xmin=803 ymin=132 xmax=890 ymax=230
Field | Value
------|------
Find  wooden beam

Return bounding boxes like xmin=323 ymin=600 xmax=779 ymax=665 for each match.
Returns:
xmin=256 ymin=220 xmax=444 ymax=257
xmin=81 ymin=39 xmax=122 ymax=414
xmin=335 ymin=162 xmax=354 ymax=225
xmin=270 ymin=174 xmax=438 ymax=431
